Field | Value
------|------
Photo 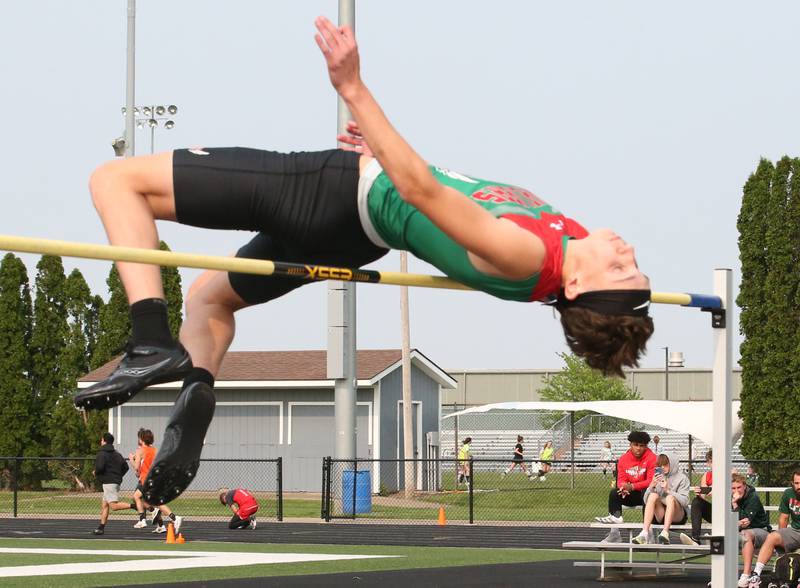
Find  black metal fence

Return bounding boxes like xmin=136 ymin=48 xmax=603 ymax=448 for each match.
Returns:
xmin=0 ymin=456 xmax=283 ymax=521
xmin=320 ymin=457 xmax=799 ymax=526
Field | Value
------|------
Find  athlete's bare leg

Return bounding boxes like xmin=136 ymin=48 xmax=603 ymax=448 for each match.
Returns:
xmin=89 ymin=152 xmax=176 ymax=304
xmin=180 ymin=269 xmax=251 ymax=375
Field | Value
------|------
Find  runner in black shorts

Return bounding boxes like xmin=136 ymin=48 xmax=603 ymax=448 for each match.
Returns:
xmin=75 ymin=16 xmax=651 ymax=506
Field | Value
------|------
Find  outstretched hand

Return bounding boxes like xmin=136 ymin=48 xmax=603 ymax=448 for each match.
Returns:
xmin=337 ymin=120 xmax=373 ymax=157
xmin=314 ymin=16 xmax=362 ymax=99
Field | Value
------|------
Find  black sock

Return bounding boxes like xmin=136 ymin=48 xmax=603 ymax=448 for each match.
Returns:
xmin=138 ymin=512 xmax=146 ymax=520
xmin=98 ymin=523 xmax=105 ymax=529
xmin=168 ymin=513 xmax=176 ymax=521
xmin=130 ymin=298 xmax=172 ymax=346
xmin=183 ymin=367 xmax=215 ymax=389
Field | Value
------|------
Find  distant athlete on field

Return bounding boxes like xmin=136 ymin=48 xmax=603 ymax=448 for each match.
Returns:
xmin=129 ymin=428 xmax=183 ymax=534
xmin=219 ymin=487 xmax=259 ymax=529
xmin=501 ymin=435 xmax=532 ymax=480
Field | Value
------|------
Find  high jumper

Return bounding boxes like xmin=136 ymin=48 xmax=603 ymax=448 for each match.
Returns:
xmin=74 ymin=15 xmax=652 ymax=505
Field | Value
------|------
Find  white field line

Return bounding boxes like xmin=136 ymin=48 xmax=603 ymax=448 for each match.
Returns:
xmin=0 ymin=547 xmax=398 ymax=577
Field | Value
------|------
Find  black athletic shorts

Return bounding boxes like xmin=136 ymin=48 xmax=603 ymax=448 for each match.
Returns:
xmin=172 ymin=147 xmax=388 ymax=304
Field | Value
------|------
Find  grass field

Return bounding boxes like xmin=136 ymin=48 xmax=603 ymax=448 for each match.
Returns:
xmin=0 ymin=537 xmax=673 ymax=588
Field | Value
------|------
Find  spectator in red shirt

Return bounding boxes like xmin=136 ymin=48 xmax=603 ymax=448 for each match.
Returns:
xmin=595 ymin=431 xmax=657 ymax=542
xmin=219 ymin=487 xmax=259 ymax=530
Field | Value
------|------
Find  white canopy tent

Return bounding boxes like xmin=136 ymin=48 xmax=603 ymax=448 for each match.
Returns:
xmin=443 ymin=400 xmax=742 ymax=446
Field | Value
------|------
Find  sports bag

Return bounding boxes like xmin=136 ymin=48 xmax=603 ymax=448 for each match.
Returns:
xmin=773 ymin=552 xmax=800 ymax=586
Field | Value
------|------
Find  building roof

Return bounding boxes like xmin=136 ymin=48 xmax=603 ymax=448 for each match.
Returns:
xmin=79 ymin=349 xmax=456 ymax=389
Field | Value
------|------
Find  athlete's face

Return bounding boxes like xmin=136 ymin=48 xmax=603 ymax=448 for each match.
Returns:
xmin=793 ymin=474 xmax=800 ymax=495
xmin=576 ymin=228 xmax=650 ymax=293
xmin=629 ymin=441 xmax=647 ymax=458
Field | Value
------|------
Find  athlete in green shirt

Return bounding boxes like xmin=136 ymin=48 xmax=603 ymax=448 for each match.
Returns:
xmin=76 ymin=15 xmax=652 ymax=507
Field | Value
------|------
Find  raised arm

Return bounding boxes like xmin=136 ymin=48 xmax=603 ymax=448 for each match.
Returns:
xmin=314 ymin=16 xmax=544 ymax=279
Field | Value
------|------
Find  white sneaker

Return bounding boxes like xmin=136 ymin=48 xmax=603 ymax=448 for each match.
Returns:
xmin=632 ymin=531 xmax=649 ymax=545
xmin=133 ymin=519 xmax=147 ymax=529
xmin=738 ymin=573 xmax=752 ymax=588
xmin=601 ymin=528 xmax=622 ymax=543
xmin=679 ymin=533 xmax=699 ymax=546
xmin=248 ymin=517 xmax=257 ymax=530
xmin=152 ymin=525 xmax=166 ymax=534
xmin=595 ymin=514 xmax=624 ymax=524
xmin=658 ymin=530 xmax=670 ymax=545
xmin=172 ymin=516 xmax=183 ymax=534
xmin=539 ymin=476 xmax=546 ymax=481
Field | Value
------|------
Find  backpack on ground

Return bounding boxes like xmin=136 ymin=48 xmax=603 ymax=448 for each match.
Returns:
xmin=773 ymin=552 xmax=800 ymax=586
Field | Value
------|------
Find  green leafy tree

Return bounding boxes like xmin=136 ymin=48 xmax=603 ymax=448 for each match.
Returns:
xmin=0 ymin=254 xmax=34 ymax=487
xmin=738 ymin=157 xmax=800 ymax=484
xmin=539 ymin=353 xmax=640 ymax=430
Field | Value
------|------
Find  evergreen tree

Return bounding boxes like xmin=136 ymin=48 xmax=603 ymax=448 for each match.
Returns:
xmin=28 ymin=255 xmax=70 ymax=487
xmin=48 ymin=270 xmax=104 ymax=485
xmin=0 ymin=254 xmax=34 ymax=487
xmin=159 ymin=241 xmax=184 ymax=338
xmin=738 ymin=157 xmax=800 ymax=482
xmin=90 ymin=264 xmax=129 ymax=370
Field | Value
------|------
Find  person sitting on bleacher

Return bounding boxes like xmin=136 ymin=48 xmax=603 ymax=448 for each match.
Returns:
xmin=680 ymin=449 xmax=714 ymax=546
xmin=632 ymin=452 xmax=690 ymax=545
xmin=746 ymin=469 xmax=800 ymax=588
xmin=595 ymin=430 xmax=657 ymax=543
xmin=725 ymin=473 xmax=771 ymax=588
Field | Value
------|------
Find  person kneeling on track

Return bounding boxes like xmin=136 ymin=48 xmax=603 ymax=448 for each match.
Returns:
xmin=219 ymin=487 xmax=259 ymax=530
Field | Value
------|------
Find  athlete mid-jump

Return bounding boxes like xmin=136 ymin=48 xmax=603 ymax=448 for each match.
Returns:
xmin=76 ymin=16 xmax=653 ymax=506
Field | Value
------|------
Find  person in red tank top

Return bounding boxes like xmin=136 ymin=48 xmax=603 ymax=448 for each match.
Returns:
xmin=129 ymin=428 xmax=183 ymax=534
xmin=682 ymin=450 xmax=713 ymax=545
xmin=219 ymin=487 xmax=259 ymax=530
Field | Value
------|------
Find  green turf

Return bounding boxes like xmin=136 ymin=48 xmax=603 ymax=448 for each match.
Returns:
xmin=0 ymin=537 xmax=695 ymax=588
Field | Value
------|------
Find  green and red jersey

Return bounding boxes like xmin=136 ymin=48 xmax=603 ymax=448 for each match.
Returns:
xmin=361 ymin=162 xmax=587 ymax=302
xmin=779 ymin=488 xmax=800 ymax=530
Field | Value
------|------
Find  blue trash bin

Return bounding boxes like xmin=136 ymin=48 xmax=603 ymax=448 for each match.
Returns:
xmin=341 ymin=470 xmax=372 ymax=514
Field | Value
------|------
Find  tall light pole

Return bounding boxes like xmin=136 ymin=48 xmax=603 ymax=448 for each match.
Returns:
xmin=663 ymin=346 xmax=669 ymax=400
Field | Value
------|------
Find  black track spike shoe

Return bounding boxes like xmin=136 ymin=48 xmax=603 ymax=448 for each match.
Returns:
xmin=75 ymin=341 xmax=192 ymax=411
xmin=142 ymin=381 xmax=216 ymax=505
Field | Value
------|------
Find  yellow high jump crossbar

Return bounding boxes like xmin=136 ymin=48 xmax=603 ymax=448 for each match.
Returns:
xmin=0 ymin=234 xmax=721 ymax=308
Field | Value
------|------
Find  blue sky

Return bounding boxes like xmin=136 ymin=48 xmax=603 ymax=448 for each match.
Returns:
xmin=1 ymin=1 xmax=798 ymax=370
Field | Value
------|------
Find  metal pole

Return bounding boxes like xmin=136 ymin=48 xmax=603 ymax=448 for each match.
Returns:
xmin=454 ymin=413 xmax=459 ymax=489
xmin=401 ymin=252 xmax=415 ymax=497
xmin=276 ymin=457 xmax=283 ymax=522
xmin=124 ymin=0 xmax=135 ymax=157
xmin=570 ymin=411 xmax=576 ymax=490
xmin=710 ymin=269 xmax=735 ymax=587
xmin=330 ymin=0 xmax=357 ymax=464
xmin=664 ymin=346 xmax=669 ymax=400
xmin=468 ymin=457 xmax=474 ymax=524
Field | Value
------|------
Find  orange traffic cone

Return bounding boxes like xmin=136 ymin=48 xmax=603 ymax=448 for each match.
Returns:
xmin=438 ymin=506 xmax=447 ymax=526
xmin=176 ymin=533 xmax=186 ymax=544
xmin=165 ymin=522 xmax=176 ymax=544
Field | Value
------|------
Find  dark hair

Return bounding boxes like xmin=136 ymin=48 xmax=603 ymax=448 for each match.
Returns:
xmin=705 ymin=450 xmax=713 ymax=462
xmin=218 ymin=488 xmax=229 ymax=505
xmin=558 ymin=307 xmax=654 ymax=377
xmin=517 ymin=435 xmax=523 ymax=442
xmin=463 ymin=437 xmax=472 ymax=444
xmin=139 ymin=429 xmax=154 ymax=446
xmin=102 ymin=432 xmax=114 ymax=445
xmin=731 ymin=472 xmax=746 ymax=484
xmin=793 ymin=469 xmax=800 ymax=480
xmin=627 ymin=431 xmax=651 ymax=444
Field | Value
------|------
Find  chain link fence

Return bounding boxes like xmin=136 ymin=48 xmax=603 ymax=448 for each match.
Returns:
xmin=320 ymin=457 xmax=800 ymax=526
xmin=0 ymin=457 xmax=282 ymax=521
